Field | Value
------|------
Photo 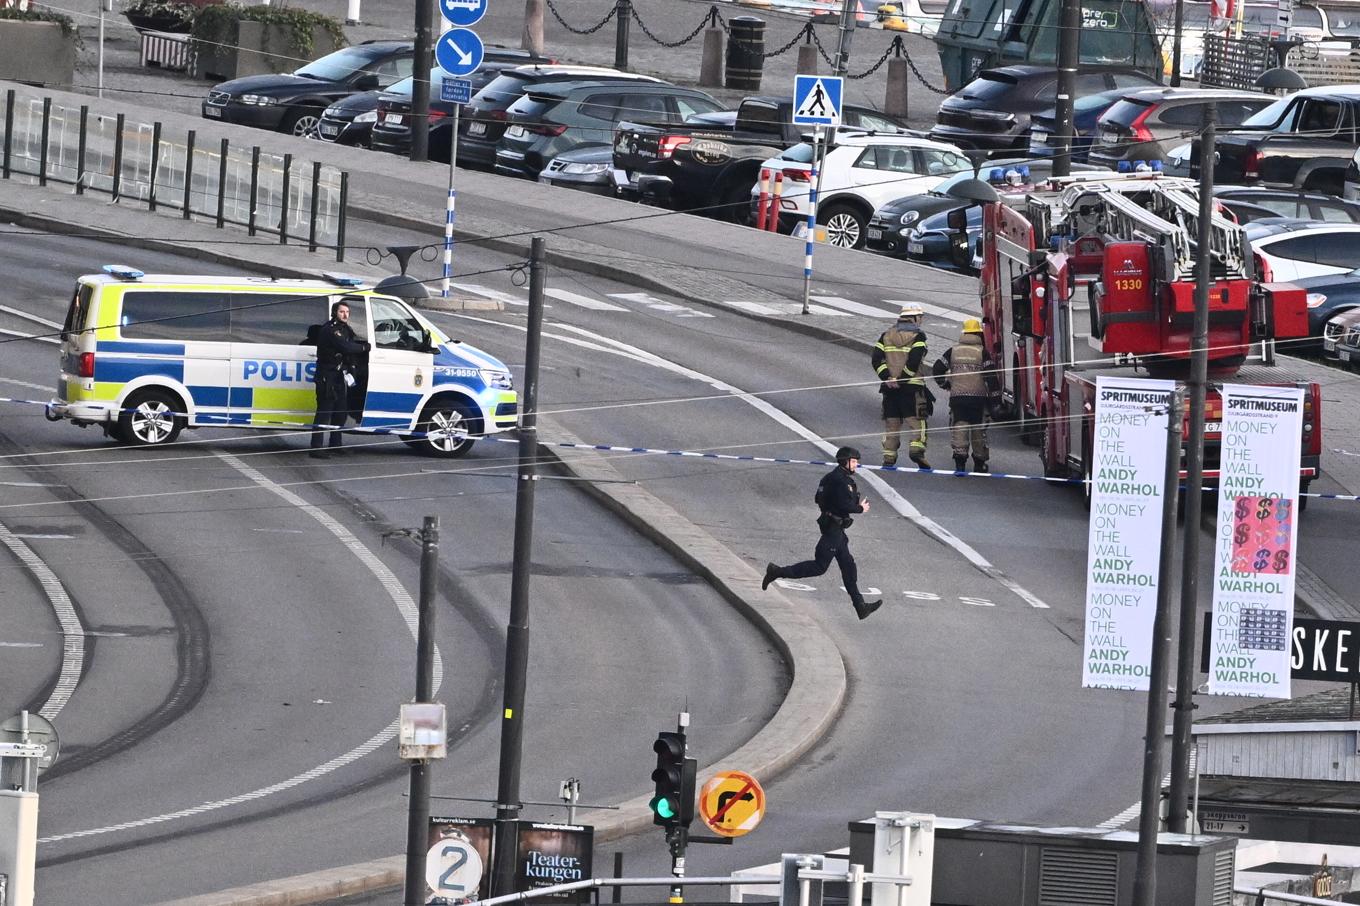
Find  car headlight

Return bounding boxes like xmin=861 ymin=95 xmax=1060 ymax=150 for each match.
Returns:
xmin=240 ymin=94 xmax=278 ymax=106
xmin=1307 ymin=293 xmax=1328 ymax=308
xmin=324 ymin=105 xmax=339 ymax=116
xmin=561 ymin=161 xmax=609 ymax=175
xmin=354 ymin=110 xmax=377 ymax=123
xmin=480 ymin=369 xmax=514 ymax=390
xmin=898 ymin=210 xmax=920 ymax=225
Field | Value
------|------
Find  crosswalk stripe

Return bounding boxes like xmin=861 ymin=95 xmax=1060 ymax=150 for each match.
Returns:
xmin=608 ymin=292 xmax=714 ymax=319
xmin=448 ymin=283 xmax=531 ymax=307
xmin=543 ymin=288 xmax=628 ymax=312
xmin=719 ymin=299 xmax=852 ymax=317
xmin=720 ymin=299 xmax=784 ymax=316
xmin=810 ymin=295 xmax=900 ymax=318
xmin=884 ymin=299 xmax=973 ymax=323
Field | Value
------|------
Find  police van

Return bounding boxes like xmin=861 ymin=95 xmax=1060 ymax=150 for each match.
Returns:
xmin=46 ymin=267 xmax=518 ymax=457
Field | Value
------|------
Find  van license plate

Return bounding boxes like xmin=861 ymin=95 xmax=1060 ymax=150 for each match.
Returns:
xmin=505 ymin=125 xmax=526 ymax=139
xmin=385 ymin=113 xmax=403 ymax=125
xmin=1205 ymin=422 xmax=1222 ymax=433
xmin=468 ymin=121 xmax=487 ymax=136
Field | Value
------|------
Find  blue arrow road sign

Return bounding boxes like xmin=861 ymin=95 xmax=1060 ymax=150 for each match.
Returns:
xmin=439 ymin=0 xmax=487 ymax=27
xmin=435 ymin=28 xmax=484 ymax=77
xmin=792 ymin=75 xmax=843 ymax=127
xmin=440 ymin=77 xmax=473 ymax=104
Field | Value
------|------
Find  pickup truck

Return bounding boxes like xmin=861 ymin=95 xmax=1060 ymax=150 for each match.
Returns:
xmin=1208 ymin=85 xmax=1360 ymax=196
xmin=611 ymin=95 xmax=912 ymax=223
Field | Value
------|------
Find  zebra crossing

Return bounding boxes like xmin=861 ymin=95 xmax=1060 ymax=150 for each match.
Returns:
xmin=449 ymin=283 xmax=977 ymax=327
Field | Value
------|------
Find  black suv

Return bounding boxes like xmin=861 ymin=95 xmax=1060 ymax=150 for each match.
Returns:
xmin=202 ymin=41 xmax=414 ymax=137
xmin=929 ymin=64 xmax=1159 ymax=153
xmin=1211 ymin=86 xmax=1360 ymax=195
xmin=496 ymin=81 xmax=724 ymax=179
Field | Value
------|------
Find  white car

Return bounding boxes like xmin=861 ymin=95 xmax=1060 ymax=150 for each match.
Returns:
xmin=750 ymin=131 xmax=971 ymax=249
xmin=1244 ymin=219 xmax=1360 ymax=282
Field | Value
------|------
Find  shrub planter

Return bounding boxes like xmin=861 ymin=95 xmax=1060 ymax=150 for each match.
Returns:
xmin=192 ymin=20 xmax=338 ymax=80
xmin=0 ymin=20 xmax=75 ymax=87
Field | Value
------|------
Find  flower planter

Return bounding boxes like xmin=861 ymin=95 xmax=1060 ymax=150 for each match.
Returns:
xmin=0 ymin=20 xmax=75 ymax=87
xmin=124 ymin=10 xmax=192 ymax=32
xmin=191 ymin=21 xmax=338 ymax=80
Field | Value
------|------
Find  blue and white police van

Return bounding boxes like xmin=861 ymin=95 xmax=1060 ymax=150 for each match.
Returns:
xmin=47 ymin=267 xmax=518 ymax=457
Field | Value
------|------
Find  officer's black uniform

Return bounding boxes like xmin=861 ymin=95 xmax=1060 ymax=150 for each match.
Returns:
xmin=762 ymin=447 xmax=883 ymax=620
xmin=310 ymin=306 xmax=369 ymax=455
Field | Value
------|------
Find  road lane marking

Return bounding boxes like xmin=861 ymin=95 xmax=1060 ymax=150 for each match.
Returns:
xmin=0 ymin=522 xmax=84 ymax=719
xmin=0 ymin=304 xmax=62 ymax=329
xmin=449 ymin=282 xmax=531 ymax=307
xmin=441 ymin=313 xmax=1050 ymax=610
xmin=37 ymin=452 xmax=441 ymax=845
xmin=0 ymin=378 xmax=54 ymax=393
xmin=810 ymin=295 xmax=901 ymax=318
xmin=544 ymin=288 xmax=627 ymax=311
xmin=0 ymin=480 xmax=64 ymax=487
xmin=0 ymin=327 xmax=59 ymax=344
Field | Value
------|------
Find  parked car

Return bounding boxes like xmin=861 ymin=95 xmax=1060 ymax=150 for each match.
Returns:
xmin=874 ymin=160 xmax=1100 ymax=266
xmin=929 ymin=64 xmax=1160 ymax=154
xmin=316 ymin=90 xmax=382 ymax=146
xmin=496 ymin=82 xmax=724 ymax=179
xmin=751 ymin=132 xmax=971 ymax=248
xmin=366 ymin=51 xmax=558 ymax=163
xmin=1209 ymin=86 xmax=1360 ymax=195
xmin=451 ymin=65 xmax=663 ymax=169
xmin=1027 ymin=89 xmax=1127 ymax=162
xmin=202 ymin=41 xmax=414 ymax=137
xmin=612 ymin=95 xmax=909 ymax=223
xmin=1245 ymin=218 xmax=1360 ymax=283
xmin=1215 ymin=186 xmax=1360 ymax=222
xmin=1321 ymin=307 xmax=1360 ymax=359
xmin=538 ymin=145 xmax=615 ymax=195
xmin=1341 ymin=142 xmax=1360 ymax=201
xmin=1087 ymin=87 xmax=1271 ymax=169
xmin=1290 ymin=268 xmax=1360 ymax=346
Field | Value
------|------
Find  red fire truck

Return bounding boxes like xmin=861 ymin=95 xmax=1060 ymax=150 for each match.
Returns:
xmin=975 ymin=174 xmax=1322 ymax=501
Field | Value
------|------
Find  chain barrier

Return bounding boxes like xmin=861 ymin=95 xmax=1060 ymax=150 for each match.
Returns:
xmin=901 ymin=43 xmax=950 ymax=94
xmin=846 ymin=36 xmax=901 ymax=80
xmin=808 ymin=26 xmax=837 ymax=67
xmin=630 ymin=4 xmax=711 ymax=48
xmin=544 ymin=0 xmax=616 ymax=35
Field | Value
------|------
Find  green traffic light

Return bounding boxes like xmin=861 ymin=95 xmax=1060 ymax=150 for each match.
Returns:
xmin=656 ymin=798 xmax=676 ymax=819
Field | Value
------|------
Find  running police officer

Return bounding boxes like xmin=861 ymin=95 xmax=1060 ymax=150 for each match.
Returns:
xmin=310 ymin=298 xmax=370 ymax=458
xmin=761 ymin=446 xmax=883 ymax=620
xmin=932 ymin=317 xmax=998 ymax=473
xmin=872 ymin=304 xmax=931 ymax=468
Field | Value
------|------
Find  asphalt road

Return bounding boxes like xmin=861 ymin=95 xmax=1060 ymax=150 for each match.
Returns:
xmin=0 ymin=230 xmax=781 ymax=904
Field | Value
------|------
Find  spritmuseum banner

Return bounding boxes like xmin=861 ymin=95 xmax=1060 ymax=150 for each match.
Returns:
xmin=1083 ymin=376 xmax=1175 ymax=690
xmin=1207 ymin=384 xmax=1305 ymax=698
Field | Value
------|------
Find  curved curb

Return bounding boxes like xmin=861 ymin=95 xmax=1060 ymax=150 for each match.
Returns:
xmin=151 ymin=420 xmax=846 ymax=906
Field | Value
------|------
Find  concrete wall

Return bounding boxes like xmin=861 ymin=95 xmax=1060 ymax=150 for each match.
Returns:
xmin=193 ymin=23 xmax=339 ymax=80
xmin=0 ymin=20 xmax=75 ymax=88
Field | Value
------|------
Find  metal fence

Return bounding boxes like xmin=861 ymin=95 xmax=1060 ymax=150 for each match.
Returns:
xmin=0 ymin=88 xmax=349 ymax=260
xmin=1199 ymin=32 xmax=1272 ymax=91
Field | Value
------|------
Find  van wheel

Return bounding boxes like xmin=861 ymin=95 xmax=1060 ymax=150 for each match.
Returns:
xmin=411 ymin=402 xmax=476 ymax=457
xmin=118 ymin=389 xmax=185 ymax=446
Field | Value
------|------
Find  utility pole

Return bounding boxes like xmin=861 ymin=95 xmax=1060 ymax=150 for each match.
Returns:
xmin=1133 ymin=391 xmax=1185 ymax=906
xmin=522 ymin=0 xmax=544 ymax=56
xmin=410 ymin=0 xmax=434 ymax=161
xmin=1169 ymin=0 xmax=1186 ymax=86
xmin=833 ymin=0 xmax=857 ymax=75
xmin=490 ymin=237 xmax=547 ymax=898
xmin=614 ymin=0 xmax=631 ymax=71
xmin=1051 ymin=0 xmax=1081 ymax=177
xmin=1168 ymin=102 xmax=1217 ymax=834
xmin=403 ymin=516 xmax=440 ymax=906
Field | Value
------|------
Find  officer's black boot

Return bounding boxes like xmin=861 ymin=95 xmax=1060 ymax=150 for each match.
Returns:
xmin=973 ymin=458 xmax=989 ymax=473
xmin=762 ymin=563 xmax=782 ymax=591
xmin=853 ymin=597 xmax=883 ymax=620
xmin=909 ymin=449 xmax=931 ymax=470
xmin=953 ymin=455 xmax=967 ymax=473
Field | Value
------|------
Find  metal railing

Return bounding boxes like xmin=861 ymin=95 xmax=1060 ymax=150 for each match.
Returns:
xmin=0 ymin=87 xmax=349 ymax=260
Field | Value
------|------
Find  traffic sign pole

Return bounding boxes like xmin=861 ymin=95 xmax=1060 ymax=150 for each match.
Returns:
xmin=443 ymin=102 xmax=460 ymax=298
xmin=801 ymin=125 xmax=823 ymax=316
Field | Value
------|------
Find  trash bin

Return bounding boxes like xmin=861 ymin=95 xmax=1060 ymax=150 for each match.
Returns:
xmin=725 ymin=16 xmax=765 ymax=91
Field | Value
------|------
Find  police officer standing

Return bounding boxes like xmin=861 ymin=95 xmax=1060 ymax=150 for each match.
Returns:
xmin=932 ymin=317 xmax=998 ymax=473
xmin=310 ymin=298 xmax=370 ymax=459
xmin=761 ymin=446 xmax=882 ymax=620
xmin=872 ymin=304 xmax=931 ymax=469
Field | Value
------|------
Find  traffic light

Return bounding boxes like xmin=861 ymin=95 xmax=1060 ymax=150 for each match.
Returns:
xmin=650 ymin=731 xmax=696 ymax=829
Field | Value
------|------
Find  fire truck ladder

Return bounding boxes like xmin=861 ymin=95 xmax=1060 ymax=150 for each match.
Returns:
xmin=1094 ymin=190 xmax=1192 ymax=278
xmin=1143 ymin=184 xmax=1247 ymax=280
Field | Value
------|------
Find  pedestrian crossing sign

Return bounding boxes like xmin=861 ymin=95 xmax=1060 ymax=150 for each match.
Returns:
xmin=792 ymin=75 xmax=844 ymax=127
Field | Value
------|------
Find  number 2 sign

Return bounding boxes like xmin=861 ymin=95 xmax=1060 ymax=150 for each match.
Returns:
xmin=426 ymin=829 xmax=485 ymax=901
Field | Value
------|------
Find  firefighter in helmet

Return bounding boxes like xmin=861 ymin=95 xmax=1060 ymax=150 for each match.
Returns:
xmin=932 ymin=317 xmax=999 ymax=473
xmin=872 ymin=304 xmax=931 ymax=469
